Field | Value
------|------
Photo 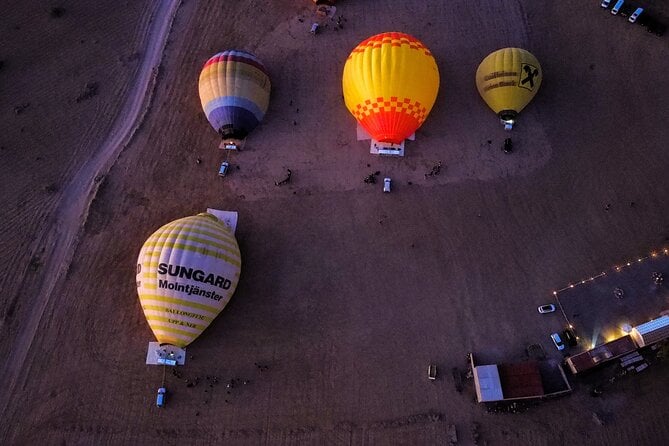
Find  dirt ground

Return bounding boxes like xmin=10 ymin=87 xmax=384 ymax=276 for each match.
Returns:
xmin=2 ymin=0 xmax=669 ymax=444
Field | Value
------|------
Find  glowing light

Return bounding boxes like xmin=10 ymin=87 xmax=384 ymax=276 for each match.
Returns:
xmin=549 ymin=246 xmax=666 ymax=305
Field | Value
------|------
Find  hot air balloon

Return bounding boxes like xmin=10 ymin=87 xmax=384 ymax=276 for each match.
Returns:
xmin=342 ymin=32 xmax=440 ymax=155
xmin=198 ymin=50 xmax=271 ymax=153
xmin=475 ymin=48 xmax=542 ymax=130
xmin=137 ymin=212 xmax=241 ymax=362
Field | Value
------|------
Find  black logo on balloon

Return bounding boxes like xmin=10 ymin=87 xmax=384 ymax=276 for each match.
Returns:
xmin=519 ymin=64 xmax=539 ymax=90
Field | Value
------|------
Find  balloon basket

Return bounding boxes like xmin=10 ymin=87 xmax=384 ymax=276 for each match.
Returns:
xmin=501 ymin=119 xmax=514 ymax=131
xmin=370 ymin=140 xmax=405 ymax=157
xmin=145 ymin=342 xmax=186 ymax=366
xmin=219 ymin=139 xmax=245 ymax=151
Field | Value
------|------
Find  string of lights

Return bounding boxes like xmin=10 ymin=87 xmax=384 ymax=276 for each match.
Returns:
xmin=552 ymin=248 xmax=669 ymax=296
xmin=551 ymin=247 xmax=669 ymax=348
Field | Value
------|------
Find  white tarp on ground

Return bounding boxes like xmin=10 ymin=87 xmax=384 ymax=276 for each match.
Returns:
xmin=473 ymin=364 xmax=504 ymax=402
xmin=206 ymin=209 xmax=238 ymax=234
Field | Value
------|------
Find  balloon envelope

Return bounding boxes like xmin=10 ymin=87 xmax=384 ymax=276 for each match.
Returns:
xmin=198 ymin=50 xmax=271 ymax=141
xmin=136 ymin=213 xmax=241 ymax=348
xmin=475 ymin=48 xmax=542 ymax=123
xmin=342 ymin=32 xmax=440 ymax=144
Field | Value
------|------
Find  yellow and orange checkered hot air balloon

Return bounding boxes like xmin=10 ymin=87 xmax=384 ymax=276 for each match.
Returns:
xmin=342 ymin=32 xmax=440 ymax=144
xmin=475 ymin=48 xmax=542 ymax=130
xmin=136 ymin=213 xmax=241 ymax=349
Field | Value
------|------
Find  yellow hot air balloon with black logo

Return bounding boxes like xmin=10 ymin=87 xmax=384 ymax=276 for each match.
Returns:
xmin=476 ymin=48 xmax=542 ymax=130
xmin=342 ymin=32 xmax=440 ymax=144
xmin=136 ymin=213 xmax=241 ymax=348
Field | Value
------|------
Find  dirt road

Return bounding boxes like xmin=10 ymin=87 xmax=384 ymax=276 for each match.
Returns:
xmin=0 ymin=0 xmax=181 ymax=419
xmin=3 ymin=1 xmax=669 ymax=444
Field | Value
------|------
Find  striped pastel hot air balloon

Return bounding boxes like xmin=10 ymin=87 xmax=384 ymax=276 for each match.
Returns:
xmin=198 ymin=50 xmax=271 ymax=146
xmin=342 ymin=32 xmax=440 ymax=144
xmin=136 ymin=213 xmax=241 ymax=348
xmin=475 ymin=48 xmax=542 ymax=129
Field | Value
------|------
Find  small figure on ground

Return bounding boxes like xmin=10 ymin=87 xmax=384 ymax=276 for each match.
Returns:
xmin=652 ymin=271 xmax=664 ymax=285
xmin=425 ymin=161 xmax=443 ymax=178
xmin=364 ymin=171 xmax=380 ymax=184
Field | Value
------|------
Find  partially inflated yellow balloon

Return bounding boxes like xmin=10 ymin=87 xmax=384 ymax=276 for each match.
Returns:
xmin=136 ymin=213 xmax=241 ymax=348
xmin=476 ymin=48 xmax=542 ymax=128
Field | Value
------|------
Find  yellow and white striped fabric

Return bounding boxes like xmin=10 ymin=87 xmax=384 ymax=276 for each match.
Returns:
xmin=136 ymin=213 xmax=241 ymax=348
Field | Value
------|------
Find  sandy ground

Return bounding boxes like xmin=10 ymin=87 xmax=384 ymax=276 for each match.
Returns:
xmin=2 ymin=0 xmax=669 ymax=444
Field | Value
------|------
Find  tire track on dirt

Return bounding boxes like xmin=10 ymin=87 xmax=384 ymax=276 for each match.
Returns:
xmin=0 ymin=0 xmax=181 ymax=420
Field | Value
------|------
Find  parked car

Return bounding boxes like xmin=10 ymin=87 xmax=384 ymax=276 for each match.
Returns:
xmin=601 ymin=0 xmax=611 ymax=8
xmin=218 ymin=161 xmax=230 ymax=177
xmin=383 ymin=177 xmax=391 ymax=193
xmin=156 ymin=387 xmax=166 ymax=407
xmin=503 ymin=138 xmax=513 ymax=153
xmin=629 ymin=7 xmax=644 ymax=23
xmin=551 ymin=332 xmax=565 ymax=351
xmin=538 ymin=304 xmax=556 ymax=314
xmin=563 ymin=327 xmax=578 ymax=346
xmin=611 ymin=0 xmax=624 ymax=15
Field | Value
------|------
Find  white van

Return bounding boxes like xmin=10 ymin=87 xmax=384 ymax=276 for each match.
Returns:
xmin=611 ymin=0 xmax=624 ymax=15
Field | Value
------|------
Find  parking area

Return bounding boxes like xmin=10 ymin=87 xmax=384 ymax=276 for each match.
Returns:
xmin=555 ymin=251 xmax=669 ymax=353
xmin=601 ymin=0 xmax=667 ymax=36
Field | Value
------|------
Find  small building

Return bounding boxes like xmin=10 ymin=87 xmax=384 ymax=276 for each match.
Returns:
xmin=565 ymin=335 xmax=637 ymax=374
xmin=471 ymin=354 xmax=571 ymax=403
xmin=631 ymin=315 xmax=669 ymax=347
